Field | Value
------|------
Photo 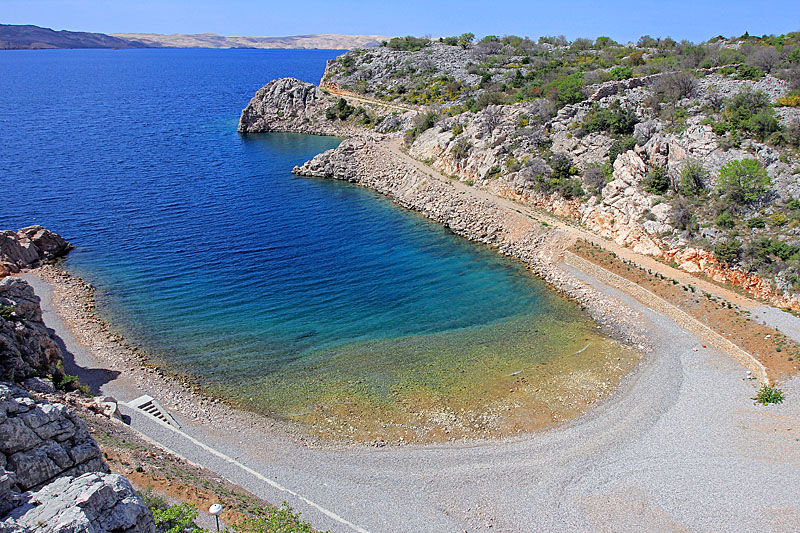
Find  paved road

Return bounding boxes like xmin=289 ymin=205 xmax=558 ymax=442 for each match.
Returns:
xmin=23 ymin=273 xmax=800 ymax=532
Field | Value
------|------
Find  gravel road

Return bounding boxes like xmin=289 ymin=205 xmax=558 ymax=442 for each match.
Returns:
xmin=22 ymin=272 xmax=800 ymax=532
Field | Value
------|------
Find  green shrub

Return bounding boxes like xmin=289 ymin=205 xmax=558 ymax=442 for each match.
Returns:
xmin=404 ymin=111 xmax=439 ymax=144
xmin=714 ymin=239 xmax=741 ymax=264
xmin=386 ymin=36 xmax=430 ymax=51
xmin=544 ymin=73 xmax=585 ymax=107
xmin=642 ymin=166 xmax=670 ymax=194
xmin=735 ymin=64 xmax=765 ymax=80
xmin=716 ymin=159 xmax=771 ymax=205
xmin=610 ymin=66 xmax=633 ymax=80
xmin=608 ymin=136 xmax=637 ymax=164
xmin=229 ymin=502 xmax=318 ymax=533
xmin=747 ymin=216 xmax=766 ymax=228
xmin=581 ymin=100 xmax=638 ymax=135
xmin=325 ymin=98 xmax=355 ymax=121
xmin=716 ymin=211 xmax=735 ymax=229
xmin=451 ymin=137 xmax=472 ymax=161
xmin=752 ymin=383 xmax=785 ymax=405
xmin=679 ymin=160 xmax=707 ymax=195
xmin=152 ymin=502 xmax=200 ymax=533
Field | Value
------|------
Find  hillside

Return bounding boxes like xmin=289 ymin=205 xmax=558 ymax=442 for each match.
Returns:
xmin=304 ymin=33 xmax=800 ymax=310
xmin=110 ymin=32 xmax=388 ymax=50
xmin=0 ymin=23 xmax=147 ymax=49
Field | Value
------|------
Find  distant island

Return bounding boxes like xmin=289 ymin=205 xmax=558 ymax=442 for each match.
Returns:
xmin=0 ymin=23 xmax=387 ymax=50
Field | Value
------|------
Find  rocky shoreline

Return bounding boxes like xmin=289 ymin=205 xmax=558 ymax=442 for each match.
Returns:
xmin=293 ymin=137 xmax=648 ymax=349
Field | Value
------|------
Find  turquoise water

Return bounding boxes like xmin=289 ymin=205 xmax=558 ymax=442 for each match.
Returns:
xmin=0 ymin=50 xmax=630 ymax=435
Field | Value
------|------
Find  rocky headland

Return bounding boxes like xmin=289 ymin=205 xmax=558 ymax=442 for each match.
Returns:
xmin=262 ymin=36 xmax=800 ymax=316
xmin=239 ymin=33 xmax=800 ymax=385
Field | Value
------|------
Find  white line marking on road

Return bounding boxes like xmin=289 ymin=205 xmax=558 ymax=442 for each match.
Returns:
xmin=123 ymin=402 xmax=370 ymax=533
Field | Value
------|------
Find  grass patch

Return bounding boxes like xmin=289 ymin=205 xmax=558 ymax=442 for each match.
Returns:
xmin=752 ymin=383 xmax=785 ymax=405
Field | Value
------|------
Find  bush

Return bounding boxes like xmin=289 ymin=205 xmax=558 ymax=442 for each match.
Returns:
xmin=386 ymin=36 xmax=430 ymax=51
xmin=735 ymin=64 xmax=764 ymax=80
xmin=651 ymin=72 xmax=695 ymax=104
xmin=610 ymin=66 xmax=633 ymax=80
xmin=325 ymin=98 xmax=355 ymax=121
xmin=671 ymin=197 xmax=699 ymax=234
xmin=777 ymin=94 xmax=800 ymax=107
xmin=714 ymin=239 xmax=742 ymax=264
xmin=752 ymin=383 xmax=785 ymax=405
xmin=581 ymin=100 xmax=638 ymax=135
xmin=716 ymin=159 xmax=771 ymax=205
xmin=679 ymin=160 xmax=707 ymax=195
xmin=642 ymin=166 xmax=670 ymax=194
xmin=747 ymin=216 xmax=766 ymax=228
xmin=544 ymin=73 xmax=585 ymax=107
xmin=583 ymin=164 xmax=609 ymax=196
xmin=229 ymin=502 xmax=317 ymax=533
xmin=450 ymin=137 xmax=472 ymax=161
xmin=608 ymin=136 xmax=637 ymax=164
xmin=152 ymin=502 xmax=200 ymax=533
xmin=404 ymin=111 xmax=439 ymax=144
xmin=716 ymin=211 xmax=735 ymax=229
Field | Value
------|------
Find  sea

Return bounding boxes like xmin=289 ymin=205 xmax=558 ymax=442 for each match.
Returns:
xmin=0 ymin=49 xmax=630 ymax=436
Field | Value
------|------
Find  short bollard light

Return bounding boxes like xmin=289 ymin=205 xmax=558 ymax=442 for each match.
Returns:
xmin=209 ymin=503 xmax=223 ymax=532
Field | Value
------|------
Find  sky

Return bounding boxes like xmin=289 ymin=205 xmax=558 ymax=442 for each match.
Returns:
xmin=2 ymin=0 xmax=799 ymax=43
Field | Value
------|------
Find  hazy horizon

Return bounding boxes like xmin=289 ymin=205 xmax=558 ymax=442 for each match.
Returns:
xmin=3 ymin=0 xmax=799 ymax=44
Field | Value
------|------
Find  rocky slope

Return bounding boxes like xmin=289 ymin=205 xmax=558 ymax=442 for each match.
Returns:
xmin=0 ymin=383 xmax=154 ymax=532
xmin=0 ymin=277 xmax=64 ymax=383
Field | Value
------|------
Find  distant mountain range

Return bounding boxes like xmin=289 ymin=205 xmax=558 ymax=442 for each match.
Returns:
xmin=0 ymin=24 xmax=387 ymax=50
xmin=110 ymin=33 xmax=388 ymax=50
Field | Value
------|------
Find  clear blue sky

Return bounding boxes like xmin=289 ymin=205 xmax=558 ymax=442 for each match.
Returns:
xmin=2 ymin=0 xmax=799 ymax=43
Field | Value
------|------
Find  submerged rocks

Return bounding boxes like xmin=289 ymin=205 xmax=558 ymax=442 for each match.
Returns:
xmin=0 ymin=226 xmax=71 ymax=278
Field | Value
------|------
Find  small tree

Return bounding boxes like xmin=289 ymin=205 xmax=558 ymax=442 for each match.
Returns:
xmin=716 ymin=159 xmax=771 ymax=205
xmin=714 ymin=240 xmax=742 ymax=264
xmin=679 ymin=160 xmax=707 ymax=196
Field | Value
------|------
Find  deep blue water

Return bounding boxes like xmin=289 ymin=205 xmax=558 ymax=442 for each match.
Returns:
xmin=0 ymin=49 xmax=586 ymax=409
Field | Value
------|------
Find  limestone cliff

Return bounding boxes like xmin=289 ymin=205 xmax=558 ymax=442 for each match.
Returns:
xmin=0 ymin=277 xmax=64 ymax=383
xmin=0 ymin=384 xmax=155 ymax=533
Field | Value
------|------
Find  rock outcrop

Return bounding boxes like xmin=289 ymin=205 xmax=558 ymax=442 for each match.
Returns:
xmin=238 ymin=77 xmax=350 ymax=136
xmin=3 ymin=472 xmax=154 ymax=533
xmin=0 ymin=277 xmax=64 ymax=383
xmin=0 ymin=226 xmax=71 ymax=278
xmin=0 ymin=384 xmax=155 ymax=532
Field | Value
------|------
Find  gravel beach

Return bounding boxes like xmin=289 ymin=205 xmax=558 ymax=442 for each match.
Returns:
xmin=19 ymin=263 xmax=800 ymax=532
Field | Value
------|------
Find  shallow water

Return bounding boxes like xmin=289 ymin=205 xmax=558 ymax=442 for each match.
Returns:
xmin=0 ymin=49 xmax=638 ymax=440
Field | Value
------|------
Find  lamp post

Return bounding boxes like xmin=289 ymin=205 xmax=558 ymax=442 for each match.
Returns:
xmin=209 ymin=503 xmax=223 ymax=532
